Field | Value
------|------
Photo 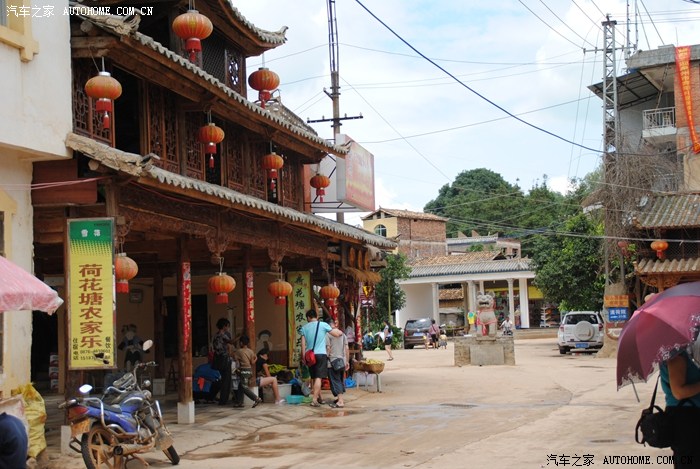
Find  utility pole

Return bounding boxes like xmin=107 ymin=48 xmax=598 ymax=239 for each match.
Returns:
xmin=602 ymin=16 xmax=621 ymax=286
xmin=307 ymin=0 xmax=362 ymax=223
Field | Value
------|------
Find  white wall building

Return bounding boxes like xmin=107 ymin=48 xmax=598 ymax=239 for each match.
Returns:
xmin=0 ymin=0 xmax=72 ymax=396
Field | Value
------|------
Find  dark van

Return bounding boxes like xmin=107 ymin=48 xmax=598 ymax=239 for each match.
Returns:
xmin=403 ymin=318 xmax=432 ymax=349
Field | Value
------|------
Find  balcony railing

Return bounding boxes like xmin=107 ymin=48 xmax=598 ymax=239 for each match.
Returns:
xmin=643 ymin=107 xmax=675 ymax=130
xmin=642 ymin=107 xmax=676 ymax=144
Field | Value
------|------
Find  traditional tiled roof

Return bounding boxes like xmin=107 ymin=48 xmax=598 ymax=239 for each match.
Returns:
xmin=220 ymin=1 xmax=288 ymax=46
xmin=410 ymin=252 xmax=501 ymax=266
xmin=446 ymin=235 xmax=499 ymax=245
xmin=65 ymin=133 xmax=394 ymax=249
xmin=635 ymin=257 xmax=700 ymax=276
xmin=632 ymin=193 xmax=700 ymax=229
xmin=409 ymin=258 xmax=533 ymax=278
xmin=74 ymin=9 xmax=345 ymax=157
xmin=361 ymin=208 xmax=447 ymax=222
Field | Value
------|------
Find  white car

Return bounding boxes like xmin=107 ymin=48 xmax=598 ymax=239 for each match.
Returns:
xmin=557 ymin=311 xmax=604 ymax=354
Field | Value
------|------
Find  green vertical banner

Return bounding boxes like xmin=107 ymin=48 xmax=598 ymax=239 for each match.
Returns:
xmin=287 ymin=271 xmax=311 ymax=368
xmin=67 ymin=218 xmax=115 ymax=370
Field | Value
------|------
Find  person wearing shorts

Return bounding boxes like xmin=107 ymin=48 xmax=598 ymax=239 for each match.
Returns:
xmin=301 ymin=308 xmax=343 ymax=407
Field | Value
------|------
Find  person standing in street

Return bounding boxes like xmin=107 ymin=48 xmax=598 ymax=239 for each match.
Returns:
xmin=211 ymin=318 xmax=233 ymax=406
xmin=326 ymin=317 xmax=349 ymax=408
xmin=428 ymin=319 xmax=440 ymax=349
xmin=467 ymin=311 xmax=476 ymax=335
xmin=383 ymin=320 xmax=394 ymax=361
xmin=301 ymin=308 xmax=343 ymax=407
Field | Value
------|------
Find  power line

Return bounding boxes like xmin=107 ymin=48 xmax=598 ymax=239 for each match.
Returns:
xmin=517 ymin=0 xmax=590 ymax=50
xmin=352 ymin=0 xmax=602 ymax=155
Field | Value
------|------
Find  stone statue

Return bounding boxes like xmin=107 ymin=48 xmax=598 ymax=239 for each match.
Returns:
xmin=476 ymin=292 xmax=498 ymax=337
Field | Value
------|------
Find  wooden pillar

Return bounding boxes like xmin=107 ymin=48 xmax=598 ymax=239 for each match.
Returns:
xmin=244 ymin=248 xmax=256 ymax=351
xmin=153 ymin=268 xmax=165 ymax=378
xmin=177 ymin=237 xmax=192 ymax=404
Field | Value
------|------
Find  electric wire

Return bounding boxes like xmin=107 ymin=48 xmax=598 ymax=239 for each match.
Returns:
xmin=517 ymin=0 xmax=589 ymax=50
xmin=352 ymin=0 xmax=601 ymax=154
xmin=639 ymin=0 xmax=666 ymax=45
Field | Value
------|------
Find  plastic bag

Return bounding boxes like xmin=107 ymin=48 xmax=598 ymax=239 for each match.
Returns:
xmin=345 ymin=377 xmax=357 ymax=388
xmin=11 ymin=383 xmax=46 ymax=458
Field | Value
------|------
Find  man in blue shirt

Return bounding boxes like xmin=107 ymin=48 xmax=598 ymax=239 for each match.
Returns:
xmin=300 ymin=308 xmax=343 ymax=407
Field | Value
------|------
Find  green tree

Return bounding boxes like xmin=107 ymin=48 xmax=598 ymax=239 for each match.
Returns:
xmin=530 ymin=212 xmax=604 ymax=311
xmin=374 ymin=253 xmax=411 ymax=329
xmin=424 ymin=168 xmax=525 ymax=237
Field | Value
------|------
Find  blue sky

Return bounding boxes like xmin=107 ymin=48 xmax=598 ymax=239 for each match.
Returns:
xmin=235 ymin=1 xmax=700 ymax=226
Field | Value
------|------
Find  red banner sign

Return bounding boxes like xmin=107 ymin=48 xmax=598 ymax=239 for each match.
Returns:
xmin=181 ymin=262 xmax=191 ymax=353
xmin=676 ymin=46 xmax=700 ymax=153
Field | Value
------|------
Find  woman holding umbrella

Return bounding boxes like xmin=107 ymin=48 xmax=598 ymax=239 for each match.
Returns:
xmin=618 ymin=283 xmax=700 ymax=469
xmin=659 ymin=345 xmax=700 ymax=468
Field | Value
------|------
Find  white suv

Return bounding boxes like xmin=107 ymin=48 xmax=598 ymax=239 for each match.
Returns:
xmin=557 ymin=311 xmax=604 ymax=354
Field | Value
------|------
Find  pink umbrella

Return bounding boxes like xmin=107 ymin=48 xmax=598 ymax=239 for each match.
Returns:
xmin=617 ymin=280 xmax=700 ymax=389
xmin=0 ymin=255 xmax=63 ymax=314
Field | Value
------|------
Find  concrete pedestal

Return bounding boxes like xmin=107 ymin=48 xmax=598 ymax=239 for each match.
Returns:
xmin=177 ymin=400 xmax=195 ymax=424
xmin=60 ymin=425 xmax=76 ymax=456
xmin=152 ymin=378 xmax=166 ymax=396
xmin=454 ymin=335 xmax=515 ymax=366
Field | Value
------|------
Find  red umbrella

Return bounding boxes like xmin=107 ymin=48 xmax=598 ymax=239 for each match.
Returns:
xmin=617 ymin=280 xmax=700 ymax=389
xmin=0 ymin=255 xmax=63 ymax=314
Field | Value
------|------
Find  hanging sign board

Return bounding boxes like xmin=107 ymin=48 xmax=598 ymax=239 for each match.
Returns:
xmin=67 ymin=218 xmax=115 ymax=370
xmin=287 ymin=271 xmax=311 ymax=368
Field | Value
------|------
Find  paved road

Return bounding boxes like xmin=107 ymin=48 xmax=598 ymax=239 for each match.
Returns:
xmin=47 ymin=338 xmax=670 ymax=469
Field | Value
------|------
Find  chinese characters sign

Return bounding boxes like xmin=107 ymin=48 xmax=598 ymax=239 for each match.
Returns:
xmin=181 ymin=262 xmax=191 ymax=353
xmin=676 ymin=46 xmax=700 ymax=153
xmin=67 ymin=218 xmax=115 ymax=370
xmin=287 ymin=271 xmax=311 ymax=368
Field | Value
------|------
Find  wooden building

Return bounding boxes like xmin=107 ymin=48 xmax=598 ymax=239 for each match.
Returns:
xmin=30 ymin=2 xmax=393 ymax=421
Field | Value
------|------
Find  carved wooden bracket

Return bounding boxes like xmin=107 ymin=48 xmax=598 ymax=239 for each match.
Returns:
xmin=205 ymin=231 xmax=229 ymax=264
xmin=642 ymin=274 xmax=681 ymax=290
xmin=268 ymin=248 xmax=285 ymax=272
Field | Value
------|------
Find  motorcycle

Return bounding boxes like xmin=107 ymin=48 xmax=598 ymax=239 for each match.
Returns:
xmin=59 ymin=340 xmax=179 ymax=468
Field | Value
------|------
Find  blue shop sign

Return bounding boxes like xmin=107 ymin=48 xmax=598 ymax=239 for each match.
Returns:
xmin=608 ymin=307 xmax=628 ymax=321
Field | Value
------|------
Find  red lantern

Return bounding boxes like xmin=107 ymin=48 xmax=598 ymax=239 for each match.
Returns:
xmin=248 ymin=67 xmax=280 ymax=108
xmin=261 ymin=152 xmax=284 ymax=179
xmin=172 ymin=9 xmax=213 ymax=62
xmin=198 ymin=123 xmax=225 ymax=168
xmin=320 ymin=283 xmax=340 ymax=306
xmin=114 ymin=253 xmax=138 ymax=294
xmin=268 ymin=279 xmax=292 ymax=305
xmin=650 ymin=240 xmax=669 ymax=259
xmin=310 ymin=174 xmax=331 ymax=203
xmin=208 ymin=272 xmax=236 ymax=304
xmin=85 ymin=71 xmax=122 ymax=129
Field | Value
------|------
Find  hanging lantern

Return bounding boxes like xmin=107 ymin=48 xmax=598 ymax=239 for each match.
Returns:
xmin=208 ymin=272 xmax=236 ymax=304
xmin=114 ymin=253 xmax=138 ymax=294
xmin=268 ymin=278 xmax=292 ymax=305
xmin=198 ymin=122 xmax=225 ymax=168
xmin=650 ymin=240 xmax=669 ymax=259
xmin=248 ymin=67 xmax=280 ymax=108
xmin=310 ymin=173 xmax=331 ymax=203
xmin=261 ymin=152 xmax=284 ymax=179
xmin=172 ymin=9 xmax=213 ymax=62
xmin=85 ymin=71 xmax=122 ymax=129
xmin=320 ymin=283 xmax=340 ymax=306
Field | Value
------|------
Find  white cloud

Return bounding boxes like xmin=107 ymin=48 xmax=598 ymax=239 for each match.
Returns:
xmin=236 ymin=0 xmax=699 ymax=222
